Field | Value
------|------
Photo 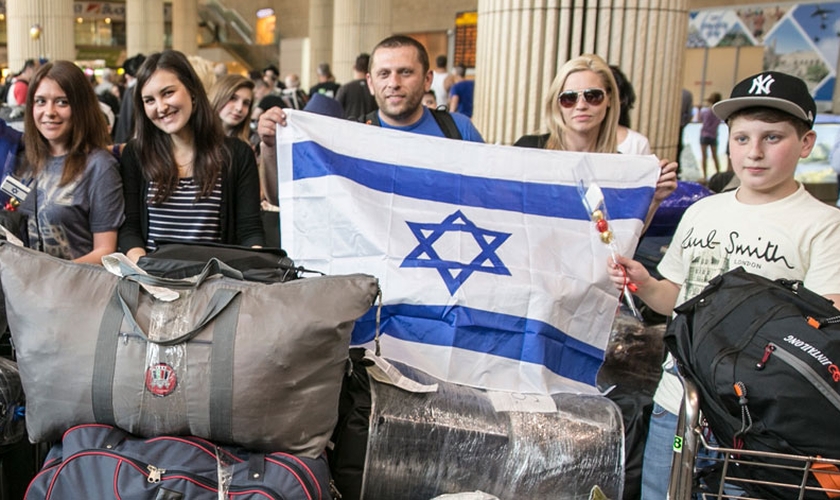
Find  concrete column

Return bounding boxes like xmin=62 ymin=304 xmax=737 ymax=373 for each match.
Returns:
xmin=332 ymin=0 xmax=392 ymax=83
xmin=6 ymin=0 xmax=74 ymax=70
xmin=126 ymin=0 xmax=165 ymax=57
xmin=171 ymin=0 xmax=198 ymax=56
xmin=475 ymin=0 xmax=690 ymax=160
xmin=308 ymin=0 xmax=334 ymax=87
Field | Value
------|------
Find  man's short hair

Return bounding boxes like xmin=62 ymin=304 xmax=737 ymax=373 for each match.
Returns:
xmin=354 ymin=53 xmax=370 ymax=74
xmin=435 ymin=55 xmax=447 ymax=68
xmin=123 ymin=53 xmax=146 ymax=78
xmin=454 ymin=64 xmax=466 ymax=78
xmin=263 ymin=65 xmax=280 ymax=77
xmin=353 ymin=52 xmax=370 ymax=73
xmin=370 ymin=35 xmax=430 ymax=74
xmin=23 ymin=59 xmax=37 ymax=70
xmin=317 ymin=63 xmax=332 ymax=78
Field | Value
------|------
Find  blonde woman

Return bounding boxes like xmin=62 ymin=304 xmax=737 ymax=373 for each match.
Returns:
xmin=515 ymin=54 xmax=677 ymax=224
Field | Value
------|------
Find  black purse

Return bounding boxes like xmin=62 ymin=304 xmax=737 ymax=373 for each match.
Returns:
xmin=137 ymin=240 xmax=306 ymax=283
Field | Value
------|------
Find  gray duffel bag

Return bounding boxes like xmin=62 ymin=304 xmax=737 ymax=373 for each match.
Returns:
xmin=0 ymin=242 xmax=378 ymax=457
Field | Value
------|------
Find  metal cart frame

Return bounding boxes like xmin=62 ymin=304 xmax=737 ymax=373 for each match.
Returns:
xmin=667 ymin=376 xmax=840 ymax=499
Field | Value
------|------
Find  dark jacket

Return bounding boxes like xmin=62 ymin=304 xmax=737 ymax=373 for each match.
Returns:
xmin=513 ymin=133 xmax=550 ymax=149
xmin=118 ymin=137 xmax=264 ymax=252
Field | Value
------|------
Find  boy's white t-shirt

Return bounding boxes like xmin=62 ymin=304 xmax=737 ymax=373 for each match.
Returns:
xmin=654 ymin=184 xmax=840 ymax=414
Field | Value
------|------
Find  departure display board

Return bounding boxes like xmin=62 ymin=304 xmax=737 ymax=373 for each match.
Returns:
xmin=454 ymin=11 xmax=477 ymax=68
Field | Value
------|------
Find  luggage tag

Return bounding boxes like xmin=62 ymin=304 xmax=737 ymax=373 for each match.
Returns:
xmin=362 ymin=349 xmax=439 ymax=394
xmin=0 ymin=224 xmax=23 ymax=246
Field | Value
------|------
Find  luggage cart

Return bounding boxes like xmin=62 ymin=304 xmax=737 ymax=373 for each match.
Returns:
xmin=667 ymin=376 xmax=840 ymax=500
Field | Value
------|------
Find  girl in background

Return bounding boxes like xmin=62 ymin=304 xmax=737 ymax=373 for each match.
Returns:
xmin=609 ymin=65 xmax=652 ymax=156
xmin=20 ymin=60 xmax=124 ymax=263
xmin=208 ymin=74 xmax=255 ymax=144
xmin=118 ymin=50 xmax=264 ymax=262
xmin=698 ymin=92 xmax=723 ymax=179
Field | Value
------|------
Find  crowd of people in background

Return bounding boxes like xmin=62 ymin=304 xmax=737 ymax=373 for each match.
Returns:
xmin=0 ymin=37 xmax=497 ymax=264
xmin=0 ymin=28 xmax=838 ymax=500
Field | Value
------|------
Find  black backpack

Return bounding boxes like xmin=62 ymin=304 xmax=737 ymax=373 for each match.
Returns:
xmin=664 ymin=267 xmax=840 ymax=499
xmin=361 ymin=109 xmax=462 ymax=140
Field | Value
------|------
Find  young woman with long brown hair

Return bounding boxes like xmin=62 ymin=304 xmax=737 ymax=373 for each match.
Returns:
xmin=19 ymin=60 xmax=124 ymax=263
xmin=118 ymin=50 xmax=264 ymax=262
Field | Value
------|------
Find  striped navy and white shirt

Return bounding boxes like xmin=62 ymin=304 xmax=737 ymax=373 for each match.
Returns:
xmin=146 ymin=176 xmax=223 ymax=251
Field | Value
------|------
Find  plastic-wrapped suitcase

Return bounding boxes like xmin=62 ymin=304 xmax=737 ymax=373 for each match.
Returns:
xmin=25 ymin=424 xmax=333 ymax=500
xmin=330 ymin=351 xmax=625 ymax=500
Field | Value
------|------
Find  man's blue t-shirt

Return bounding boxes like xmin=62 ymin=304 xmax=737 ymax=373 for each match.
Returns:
xmin=450 ymin=80 xmax=475 ymax=118
xmin=377 ymin=107 xmax=484 ymax=143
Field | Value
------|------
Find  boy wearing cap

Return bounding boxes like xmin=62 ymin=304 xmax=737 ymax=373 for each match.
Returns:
xmin=609 ymin=71 xmax=840 ymax=497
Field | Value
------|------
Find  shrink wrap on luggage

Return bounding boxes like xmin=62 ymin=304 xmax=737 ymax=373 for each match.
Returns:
xmin=362 ymin=361 xmax=624 ymax=499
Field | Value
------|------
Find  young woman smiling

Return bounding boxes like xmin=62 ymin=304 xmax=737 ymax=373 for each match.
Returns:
xmin=118 ymin=50 xmax=264 ymax=262
xmin=19 ymin=60 xmax=124 ymax=264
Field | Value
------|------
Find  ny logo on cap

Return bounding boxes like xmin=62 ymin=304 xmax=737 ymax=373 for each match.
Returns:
xmin=749 ymin=74 xmax=775 ymax=95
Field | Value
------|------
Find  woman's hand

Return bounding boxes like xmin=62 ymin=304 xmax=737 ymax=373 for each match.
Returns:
xmin=654 ymin=158 xmax=678 ymax=203
xmin=126 ymin=247 xmax=147 ymax=264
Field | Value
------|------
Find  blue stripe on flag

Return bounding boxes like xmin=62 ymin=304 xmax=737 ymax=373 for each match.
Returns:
xmin=293 ymin=141 xmax=652 ymax=221
xmin=353 ymin=304 xmax=605 ymax=386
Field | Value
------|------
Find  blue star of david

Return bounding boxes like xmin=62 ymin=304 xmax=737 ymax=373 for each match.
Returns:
xmin=401 ymin=210 xmax=511 ymax=295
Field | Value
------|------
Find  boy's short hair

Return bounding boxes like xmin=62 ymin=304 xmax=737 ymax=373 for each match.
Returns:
xmin=713 ymin=71 xmax=816 ymax=129
xmin=726 ymin=107 xmax=811 ymax=138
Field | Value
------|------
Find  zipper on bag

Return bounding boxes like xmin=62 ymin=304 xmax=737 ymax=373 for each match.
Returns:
xmin=766 ymin=342 xmax=840 ymax=414
xmin=42 ymin=449 xmax=291 ymax=500
xmin=265 ymin=453 xmax=321 ymax=500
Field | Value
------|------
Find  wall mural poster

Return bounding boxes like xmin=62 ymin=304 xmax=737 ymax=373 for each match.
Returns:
xmin=689 ymin=3 xmax=840 ymax=106
xmin=737 ymin=6 xmax=788 ymax=43
xmin=684 ymin=4 xmax=840 ymax=191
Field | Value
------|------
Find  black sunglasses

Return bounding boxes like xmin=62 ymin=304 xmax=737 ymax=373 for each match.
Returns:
xmin=558 ymin=88 xmax=606 ymax=108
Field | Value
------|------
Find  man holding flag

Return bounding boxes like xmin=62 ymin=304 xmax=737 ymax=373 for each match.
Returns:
xmin=257 ymin=35 xmax=483 ymax=172
xmin=258 ymin=35 xmax=661 ymax=397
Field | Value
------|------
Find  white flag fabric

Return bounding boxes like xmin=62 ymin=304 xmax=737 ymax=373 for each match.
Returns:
xmin=277 ymin=111 xmax=660 ymax=395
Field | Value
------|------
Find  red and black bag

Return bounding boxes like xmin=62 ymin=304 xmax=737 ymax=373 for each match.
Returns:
xmin=26 ymin=424 xmax=332 ymax=500
xmin=665 ymin=267 xmax=840 ymax=499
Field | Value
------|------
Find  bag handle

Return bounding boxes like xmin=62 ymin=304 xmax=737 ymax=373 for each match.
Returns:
xmin=92 ymin=280 xmax=242 ymax=426
xmin=117 ymin=284 xmax=241 ymax=346
xmin=102 ymin=253 xmax=244 ymax=292
xmin=115 ymin=255 xmax=244 ymax=289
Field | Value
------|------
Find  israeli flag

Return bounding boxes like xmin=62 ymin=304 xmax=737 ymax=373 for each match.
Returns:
xmin=277 ymin=111 xmax=659 ymax=395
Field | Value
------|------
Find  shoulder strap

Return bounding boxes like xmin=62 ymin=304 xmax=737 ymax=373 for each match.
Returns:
xmin=361 ymin=110 xmax=380 ymax=126
xmin=362 ymin=109 xmax=462 ymax=141
xmin=430 ymin=109 xmax=462 ymax=140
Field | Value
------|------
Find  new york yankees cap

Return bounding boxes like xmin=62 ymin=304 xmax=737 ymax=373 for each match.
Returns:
xmin=712 ymin=71 xmax=816 ymax=128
